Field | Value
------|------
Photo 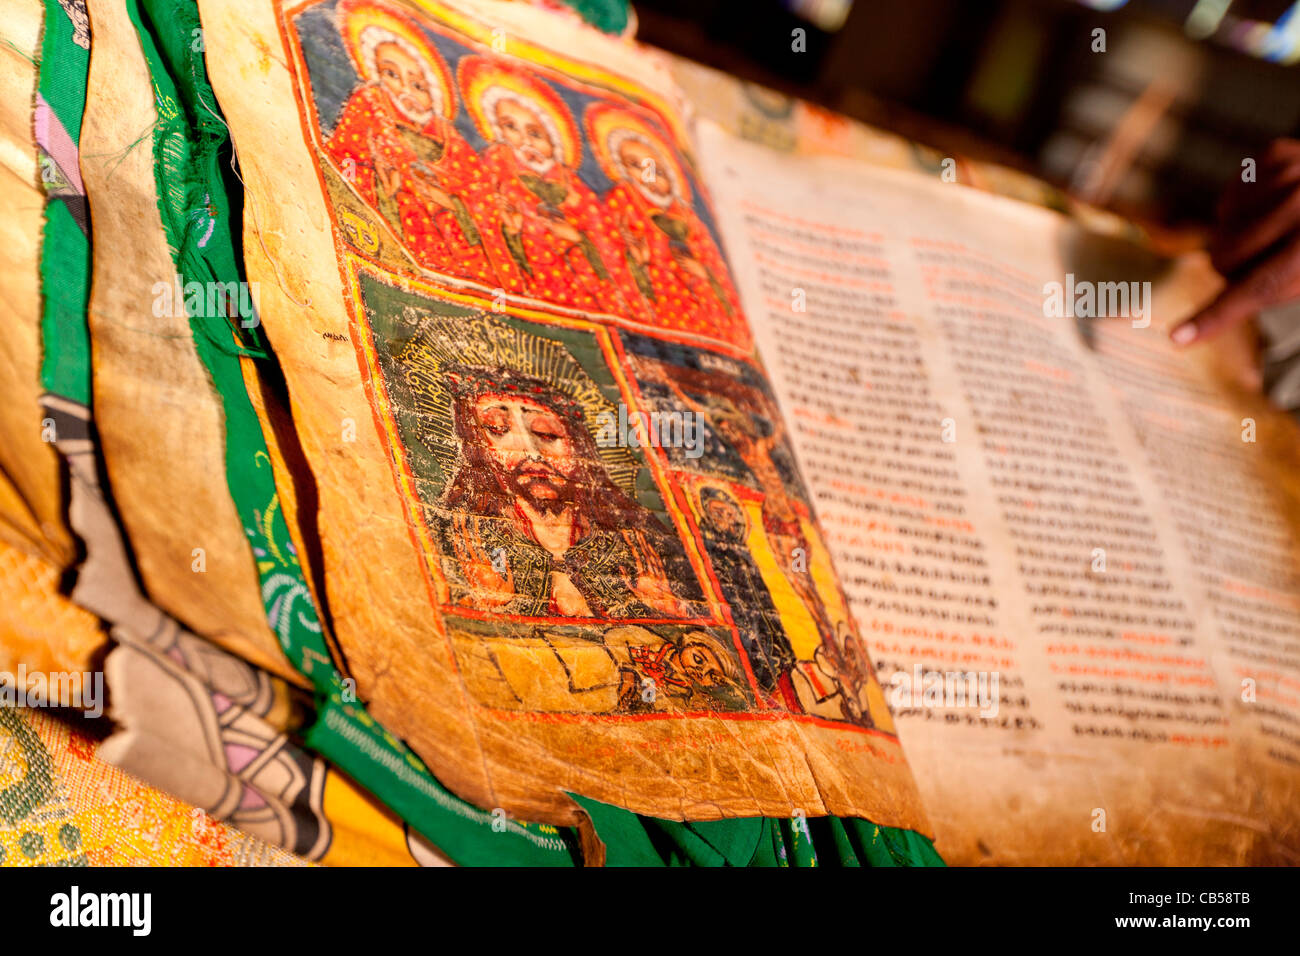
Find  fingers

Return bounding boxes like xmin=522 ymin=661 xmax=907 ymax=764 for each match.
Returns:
xmin=1184 ymin=141 xmax=1300 ymax=343
xmin=1216 ymin=164 xmax=1300 ymax=245
xmin=1171 ymin=233 xmax=1300 ymax=345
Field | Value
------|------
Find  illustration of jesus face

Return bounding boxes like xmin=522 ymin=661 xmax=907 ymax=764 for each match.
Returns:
xmin=493 ymin=97 xmax=557 ymax=175
xmin=472 ymin=393 xmax=579 ymax=513
xmin=374 ymin=39 xmax=435 ymax=124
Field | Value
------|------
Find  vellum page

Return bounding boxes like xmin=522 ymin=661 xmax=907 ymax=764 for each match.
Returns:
xmin=199 ymin=0 xmax=930 ymax=828
xmin=80 ymin=0 xmax=298 ymax=679
xmin=697 ymin=121 xmax=1300 ymax=864
xmin=0 ymin=0 xmax=74 ymax=567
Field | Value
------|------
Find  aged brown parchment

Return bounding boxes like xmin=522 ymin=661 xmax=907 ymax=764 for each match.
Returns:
xmin=0 ymin=0 xmax=101 ymax=680
xmin=79 ymin=0 xmax=299 ymax=681
xmin=0 ymin=0 xmax=75 ymax=569
xmin=199 ymin=0 xmax=931 ymax=830
xmin=698 ymin=125 xmax=1300 ymax=864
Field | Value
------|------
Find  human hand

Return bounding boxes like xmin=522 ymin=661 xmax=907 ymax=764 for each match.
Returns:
xmin=1171 ymin=139 xmax=1300 ymax=345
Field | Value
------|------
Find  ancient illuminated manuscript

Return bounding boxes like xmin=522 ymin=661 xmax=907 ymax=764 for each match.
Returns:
xmin=223 ymin=0 xmax=930 ymax=822
xmin=196 ymin=0 xmax=930 ymax=826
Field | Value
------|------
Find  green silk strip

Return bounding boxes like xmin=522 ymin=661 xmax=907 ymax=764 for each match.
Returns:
xmin=571 ymin=794 xmax=944 ymax=867
xmin=36 ymin=0 xmax=92 ymax=404
xmin=560 ymin=0 xmax=630 ymax=35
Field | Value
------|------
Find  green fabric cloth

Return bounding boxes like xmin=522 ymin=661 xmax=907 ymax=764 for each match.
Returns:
xmin=560 ymin=0 xmax=630 ymax=35
xmin=32 ymin=0 xmax=571 ymax=868
xmin=121 ymin=0 xmax=944 ymax=868
xmin=36 ymin=0 xmax=92 ymax=405
xmin=572 ymin=794 xmax=944 ymax=867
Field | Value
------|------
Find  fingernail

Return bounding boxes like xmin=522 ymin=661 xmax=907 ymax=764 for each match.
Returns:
xmin=1170 ymin=322 xmax=1198 ymax=345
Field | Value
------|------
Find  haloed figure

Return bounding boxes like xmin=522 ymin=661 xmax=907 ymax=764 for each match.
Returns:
xmin=432 ymin=365 xmax=704 ymax=619
xmin=326 ymin=0 xmax=495 ymax=281
xmin=587 ymin=102 xmax=747 ymax=342
xmin=459 ymin=57 xmax=631 ymax=311
xmin=644 ymin=361 xmax=843 ymax=670
xmin=698 ymin=486 xmax=800 ymax=709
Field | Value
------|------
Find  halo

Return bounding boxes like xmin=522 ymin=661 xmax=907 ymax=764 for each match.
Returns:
xmin=338 ymin=0 xmax=455 ymax=119
xmin=584 ymin=100 xmax=687 ymax=200
xmin=459 ymin=55 xmax=579 ymax=168
xmin=389 ymin=308 xmax=638 ymax=497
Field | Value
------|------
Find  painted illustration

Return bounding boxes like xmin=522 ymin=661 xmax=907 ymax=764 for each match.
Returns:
xmin=629 ymin=352 xmax=832 ymax=635
xmin=621 ymin=338 xmax=885 ymax=727
xmin=357 ymin=272 xmax=709 ymax=624
xmin=432 ymin=361 xmax=702 ymax=619
xmin=444 ymin=619 xmax=752 ymax=715
xmin=695 ymin=484 xmax=796 ymax=702
xmin=284 ymin=0 xmax=895 ymax=731
xmin=286 ymin=0 xmax=749 ymax=348
xmin=459 ymin=56 xmax=635 ymax=314
xmin=323 ymin=0 xmax=496 ymax=282
xmin=586 ymin=101 xmax=747 ymax=343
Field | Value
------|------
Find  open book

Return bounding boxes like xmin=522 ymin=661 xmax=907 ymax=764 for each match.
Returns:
xmin=163 ymin=0 xmax=1299 ymax=864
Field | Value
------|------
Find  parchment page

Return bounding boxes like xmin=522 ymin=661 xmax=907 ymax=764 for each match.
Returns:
xmin=79 ymin=0 xmax=298 ymax=680
xmin=697 ymin=120 xmax=1300 ymax=864
xmin=0 ymin=0 xmax=73 ymax=568
xmin=199 ymin=0 xmax=929 ymax=829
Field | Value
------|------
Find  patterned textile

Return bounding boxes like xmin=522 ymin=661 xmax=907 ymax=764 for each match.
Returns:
xmin=1 ymin=706 xmax=308 ymax=866
xmin=18 ymin=0 xmax=459 ymax=866
xmin=0 ymin=539 xmax=102 ymax=680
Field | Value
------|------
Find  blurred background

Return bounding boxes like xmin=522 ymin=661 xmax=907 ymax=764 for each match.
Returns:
xmin=632 ymin=0 xmax=1300 ymax=229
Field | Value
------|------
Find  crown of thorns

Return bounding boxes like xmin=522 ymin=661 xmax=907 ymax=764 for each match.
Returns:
xmin=444 ymin=364 xmax=587 ymax=425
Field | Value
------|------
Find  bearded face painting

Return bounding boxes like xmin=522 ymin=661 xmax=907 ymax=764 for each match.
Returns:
xmin=324 ymin=0 xmax=496 ymax=282
xmin=587 ymin=103 xmax=749 ymax=344
xmin=371 ymin=302 xmax=707 ymax=622
xmin=459 ymin=57 xmax=637 ymax=314
xmin=434 ymin=366 xmax=706 ymax=618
